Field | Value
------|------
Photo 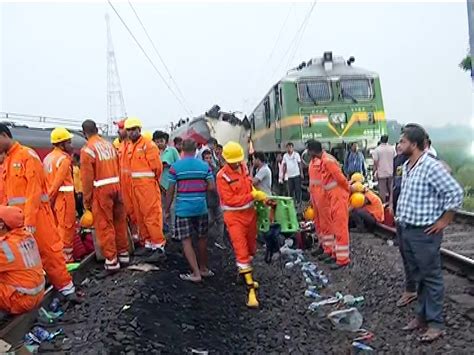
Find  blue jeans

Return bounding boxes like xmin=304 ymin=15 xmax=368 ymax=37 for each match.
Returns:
xmin=399 ymin=224 xmax=444 ymax=329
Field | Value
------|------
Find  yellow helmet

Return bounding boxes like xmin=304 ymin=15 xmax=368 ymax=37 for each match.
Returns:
xmin=351 ymin=181 xmax=365 ymax=193
xmin=304 ymin=206 xmax=315 ymax=221
xmin=112 ymin=137 xmax=121 ymax=149
xmin=222 ymin=141 xmax=244 ymax=163
xmin=124 ymin=117 xmax=142 ymax=129
xmin=142 ymin=131 xmax=153 ymax=141
xmin=80 ymin=210 xmax=94 ymax=228
xmin=350 ymin=192 xmax=365 ymax=209
xmin=350 ymin=172 xmax=365 ymax=183
xmin=51 ymin=127 xmax=73 ymax=144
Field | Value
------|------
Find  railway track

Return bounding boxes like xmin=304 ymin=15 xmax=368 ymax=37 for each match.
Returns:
xmin=374 ymin=210 xmax=474 ymax=279
xmin=1 ymin=211 xmax=473 ymax=351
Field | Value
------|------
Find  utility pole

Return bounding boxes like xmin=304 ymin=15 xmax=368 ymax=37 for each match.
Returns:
xmin=467 ymin=0 xmax=474 ymax=82
xmin=106 ymin=13 xmax=127 ymax=136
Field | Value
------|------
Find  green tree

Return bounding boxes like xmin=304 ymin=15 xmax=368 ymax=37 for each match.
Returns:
xmin=460 ymin=54 xmax=471 ymax=71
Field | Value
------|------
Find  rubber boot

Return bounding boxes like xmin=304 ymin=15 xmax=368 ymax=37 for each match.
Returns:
xmin=240 ymin=268 xmax=259 ymax=308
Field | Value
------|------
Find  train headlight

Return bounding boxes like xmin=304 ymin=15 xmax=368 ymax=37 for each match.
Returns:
xmin=330 ymin=112 xmax=346 ymax=124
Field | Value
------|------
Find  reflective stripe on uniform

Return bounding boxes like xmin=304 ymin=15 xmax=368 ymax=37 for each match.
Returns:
xmin=93 ymin=176 xmax=119 ymax=187
xmin=7 ymin=197 xmax=27 ymax=206
xmin=236 ymin=261 xmax=251 ymax=269
xmin=1 ymin=241 xmax=15 ymax=262
xmin=58 ymin=185 xmax=74 ymax=192
xmin=131 ymin=171 xmax=155 ymax=178
xmin=83 ymin=147 xmax=96 ymax=159
xmin=8 ymin=194 xmax=48 ymax=206
xmin=15 ymin=280 xmax=45 ymax=295
xmin=323 ymin=181 xmax=338 ymax=191
xmin=56 ymin=155 xmax=66 ymax=168
xmin=310 ymin=179 xmax=322 ymax=186
xmin=221 ymin=173 xmax=232 ymax=183
xmin=335 ymin=245 xmax=350 ymax=257
xmin=221 ymin=201 xmax=254 ymax=211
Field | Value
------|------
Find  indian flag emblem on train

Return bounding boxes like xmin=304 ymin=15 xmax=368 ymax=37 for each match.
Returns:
xmin=310 ymin=114 xmax=328 ymax=123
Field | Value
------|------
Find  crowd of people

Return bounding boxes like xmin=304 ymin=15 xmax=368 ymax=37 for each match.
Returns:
xmin=0 ymin=119 xmax=464 ymax=343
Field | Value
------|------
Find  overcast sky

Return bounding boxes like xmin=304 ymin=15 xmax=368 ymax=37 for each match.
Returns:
xmin=1 ymin=1 xmax=472 ymax=130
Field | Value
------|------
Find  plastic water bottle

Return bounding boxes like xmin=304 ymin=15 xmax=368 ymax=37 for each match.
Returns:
xmin=304 ymin=289 xmax=321 ymax=299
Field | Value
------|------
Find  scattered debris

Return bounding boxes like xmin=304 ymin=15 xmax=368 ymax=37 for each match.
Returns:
xmin=127 ymin=263 xmax=160 ymax=272
xmin=327 ymin=308 xmax=363 ymax=332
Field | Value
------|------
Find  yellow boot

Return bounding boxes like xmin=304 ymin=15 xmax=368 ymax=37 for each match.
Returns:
xmin=240 ymin=267 xmax=259 ymax=308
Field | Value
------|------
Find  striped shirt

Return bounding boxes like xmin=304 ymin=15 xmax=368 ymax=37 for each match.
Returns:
xmin=169 ymin=155 xmax=213 ymax=217
xmin=396 ymin=153 xmax=463 ymax=226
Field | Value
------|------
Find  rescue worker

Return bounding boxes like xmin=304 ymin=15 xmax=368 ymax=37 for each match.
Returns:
xmin=80 ymin=119 xmax=129 ymax=274
xmin=349 ymin=185 xmax=384 ymax=232
xmin=125 ymin=117 xmax=166 ymax=262
xmin=115 ymin=120 xmax=138 ymax=244
xmin=0 ymin=123 xmax=78 ymax=300
xmin=312 ymin=140 xmax=350 ymax=269
xmin=43 ymin=128 xmax=76 ymax=262
xmin=216 ymin=141 xmax=265 ymax=308
xmin=307 ymin=140 xmax=333 ymax=256
xmin=0 ymin=206 xmax=45 ymax=315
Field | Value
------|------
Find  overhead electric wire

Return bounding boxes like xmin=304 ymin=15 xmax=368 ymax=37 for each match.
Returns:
xmin=271 ymin=1 xmax=318 ymax=80
xmin=107 ymin=0 xmax=192 ymax=116
xmin=127 ymin=0 xmax=193 ymax=115
xmin=246 ymin=3 xmax=294 ymax=112
xmin=285 ymin=0 xmax=318 ymax=70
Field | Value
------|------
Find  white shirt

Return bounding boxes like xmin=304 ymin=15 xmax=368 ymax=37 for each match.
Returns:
xmin=282 ymin=151 xmax=301 ymax=178
xmin=427 ymin=146 xmax=437 ymax=157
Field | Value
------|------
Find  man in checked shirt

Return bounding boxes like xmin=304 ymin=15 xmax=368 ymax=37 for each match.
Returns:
xmin=396 ymin=124 xmax=463 ymax=342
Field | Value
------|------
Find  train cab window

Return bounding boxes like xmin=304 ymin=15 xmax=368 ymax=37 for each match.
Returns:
xmin=340 ymin=78 xmax=373 ymax=101
xmin=264 ymin=97 xmax=271 ymax=128
xmin=297 ymin=80 xmax=332 ymax=104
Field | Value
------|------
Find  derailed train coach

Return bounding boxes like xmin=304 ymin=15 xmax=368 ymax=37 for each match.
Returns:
xmin=169 ymin=105 xmax=251 ymax=154
xmin=249 ymin=52 xmax=387 ymax=166
xmin=2 ymin=122 xmax=87 ymax=160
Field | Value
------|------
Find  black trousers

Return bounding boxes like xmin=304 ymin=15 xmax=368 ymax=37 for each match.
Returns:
xmin=349 ymin=209 xmax=377 ymax=232
xmin=287 ymin=176 xmax=302 ymax=205
xmin=75 ymin=192 xmax=84 ymax=217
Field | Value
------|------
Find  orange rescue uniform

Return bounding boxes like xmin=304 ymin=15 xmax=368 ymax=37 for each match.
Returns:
xmin=2 ymin=142 xmax=74 ymax=294
xmin=128 ymin=136 xmax=165 ymax=248
xmin=216 ymin=163 xmax=257 ymax=269
xmin=363 ymin=190 xmax=384 ymax=223
xmin=43 ymin=148 xmax=76 ymax=261
xmin=80 ymin=135 xmax=129 ymax=269
xmin=308 ymin=157 xmax=333 ymax=254
xmin=321 ymin=152 xmax=351 ymax=266
xmin=0 ymin=228 xmax=45 ymax=314
xmin=118 ymin=140 xmax=137 ymax=228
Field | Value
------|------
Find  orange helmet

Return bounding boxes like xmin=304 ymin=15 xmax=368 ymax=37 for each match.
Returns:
xmin=350 ymin=192 xmax=365 ymax=209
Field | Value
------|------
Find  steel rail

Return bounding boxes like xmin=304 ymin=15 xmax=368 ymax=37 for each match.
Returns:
xmin=373 ymin=211 xmax=474 ymax=278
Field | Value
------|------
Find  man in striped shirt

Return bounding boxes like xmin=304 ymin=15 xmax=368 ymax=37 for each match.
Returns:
xmin=166 ymin=139 xmax=215 ymax=283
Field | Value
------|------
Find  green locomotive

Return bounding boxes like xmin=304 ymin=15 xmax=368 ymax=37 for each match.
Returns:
xmin=249 ymin=52 xmax=387 ymax=163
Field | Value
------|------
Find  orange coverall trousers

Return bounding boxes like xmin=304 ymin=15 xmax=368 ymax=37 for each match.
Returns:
xmin=92 ymin=185 xmax=129 ymax=262
xmin=53 ymin=192 xmax=76 ymax=258
xmin=0 ymin=285 xmax=44 ymax=314
xmin=30 ymin=203 xmax=73 ymax=292
xmin=131 ymin=180 xmax=165 ymax=248
xmin=223 ymin=208 xmax=257 ymax=268
xmin=328 ymin=189 xmax=350 ymax=265
xmin=310 ymin=187 xmax=333 ymax=255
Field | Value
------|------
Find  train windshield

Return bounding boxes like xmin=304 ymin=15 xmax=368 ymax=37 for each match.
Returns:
xmin=340 ymin=78 xmax=373 ymax=101
xmin=297 ymin=80 xmax=332 ymax=103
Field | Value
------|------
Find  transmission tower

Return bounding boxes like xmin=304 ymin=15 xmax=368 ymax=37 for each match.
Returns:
xmin=106 ymin=13 xmax=127 ymax=135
